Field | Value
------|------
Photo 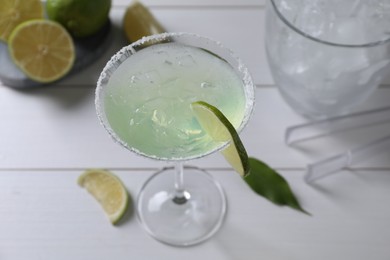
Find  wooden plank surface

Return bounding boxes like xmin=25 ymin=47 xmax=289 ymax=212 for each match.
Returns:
xmin=5 ymin=6 xmax=390 ymax=87
xmin=112 ymin=0 xmax=265 ymax=7
xmin=0 ymin=85 xmax=389 ymax=169
xmin=39 ymin=7 xmax=270 ymax=87
xmin=0 ymin=169 xmax=389 ymax=260
xmin=1 ymin=1 xmax=390 ymax=260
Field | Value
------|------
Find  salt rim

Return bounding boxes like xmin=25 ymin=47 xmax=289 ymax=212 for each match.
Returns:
xmin=95 ymin=32 xmax=255 ymax=161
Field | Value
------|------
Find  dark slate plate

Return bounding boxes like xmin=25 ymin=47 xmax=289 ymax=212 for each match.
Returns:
xmin=0 ymin=20 xmax=112 ymax=88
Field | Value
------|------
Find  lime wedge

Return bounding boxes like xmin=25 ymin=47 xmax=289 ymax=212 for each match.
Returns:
xmin=191 ymin=101 xmax=250 ymax=177
xmin=78 ymin=169 xmax=129 ymax=225
xmin=123 ymin=0 xmax=165 ymax=43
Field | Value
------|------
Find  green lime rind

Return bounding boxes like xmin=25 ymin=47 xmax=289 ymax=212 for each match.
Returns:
xmin=78 ymin=169 xmax=130 ymax=225
xmin=191 ymin=101 xmax=308 ymax=215
xmin=111 ymin=192 xmax=130 ymax=225
xmin=245 ymin=158 xmax=310 ymax=215
xmin=191 ymin=101 xmax=250 ymax=177
xmin=46 ymin=0 xmax=111 ymax=38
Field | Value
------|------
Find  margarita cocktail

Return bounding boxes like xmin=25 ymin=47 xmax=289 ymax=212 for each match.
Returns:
xmin=102 ymin=41 xmax=249 ymax=160
xmin=96 ymin=33 xmax=254 ymax=246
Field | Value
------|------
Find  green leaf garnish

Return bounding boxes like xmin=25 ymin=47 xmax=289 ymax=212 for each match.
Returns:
xmin=244 ymin=157 xmax=310 ymax=215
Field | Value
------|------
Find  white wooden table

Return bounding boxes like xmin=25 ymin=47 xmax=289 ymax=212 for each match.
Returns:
xmin=1 ymin=1 xmax=390 ymax=259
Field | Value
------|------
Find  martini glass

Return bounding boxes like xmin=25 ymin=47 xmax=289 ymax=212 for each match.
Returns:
xmin=96 ymin=32 xmax=254 ymax=246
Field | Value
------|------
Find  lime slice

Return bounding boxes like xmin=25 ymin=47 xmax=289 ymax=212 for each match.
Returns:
xmin=78 ymin=169 xmax=129 ymax=225
xmin=8 ymin=20 xmax=75 ymax=83
xmin=0 ymin=0 xmax=44 ymax=42
xmin=191 ymin=101 xmax=250 ymax=177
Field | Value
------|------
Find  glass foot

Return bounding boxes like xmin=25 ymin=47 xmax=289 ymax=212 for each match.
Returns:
xmin=136 ymin=166 xmax=227 ymax=246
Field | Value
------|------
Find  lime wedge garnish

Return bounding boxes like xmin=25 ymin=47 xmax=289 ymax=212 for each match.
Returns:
xmin=191 ymin=101 xmax=250 ymax=177
xmin=191 ymin=101 xmax=310 ymax=214
xmin=78 ymin=169 xmax=129 ymax=225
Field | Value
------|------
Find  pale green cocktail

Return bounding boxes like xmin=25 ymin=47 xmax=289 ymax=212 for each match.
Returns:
xmin=102 ymin=42 xmax=247 ymax=160
xmin=96 ymin=33 xmax=255 ymax=246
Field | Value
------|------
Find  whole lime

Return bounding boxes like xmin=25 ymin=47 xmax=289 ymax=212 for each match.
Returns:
xmin=46 ymin=0 xmax=111 ymax=38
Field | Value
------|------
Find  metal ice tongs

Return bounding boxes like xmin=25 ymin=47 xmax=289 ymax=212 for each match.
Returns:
xmin=285 ymin=106 xmax=390 ymax=183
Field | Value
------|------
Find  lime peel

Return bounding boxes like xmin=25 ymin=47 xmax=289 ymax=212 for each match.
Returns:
xmin=190 ymin=101 xmax=250 ymax=177
xmin=191 ymin=101 xmax=309 ymax=214
xmin=46 ymin=0 xmax=111 ymax=38
xmin=78 ymin=169 xmax=129 ymax=225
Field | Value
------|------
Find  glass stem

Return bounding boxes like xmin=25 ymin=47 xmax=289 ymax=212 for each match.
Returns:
xmin=172 ymin=162 xmax=189 ymax=205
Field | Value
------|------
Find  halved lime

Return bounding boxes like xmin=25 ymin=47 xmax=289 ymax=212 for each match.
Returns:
xmin=191 ymin=101 xmax=250 ymax=177
xmin=0 ymin=0 xmax=44 ymax=42
xmin=78 ymin=169 xmax=129 ymax=225
xmin=8 ymin=20 xmax=75 ymax=83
